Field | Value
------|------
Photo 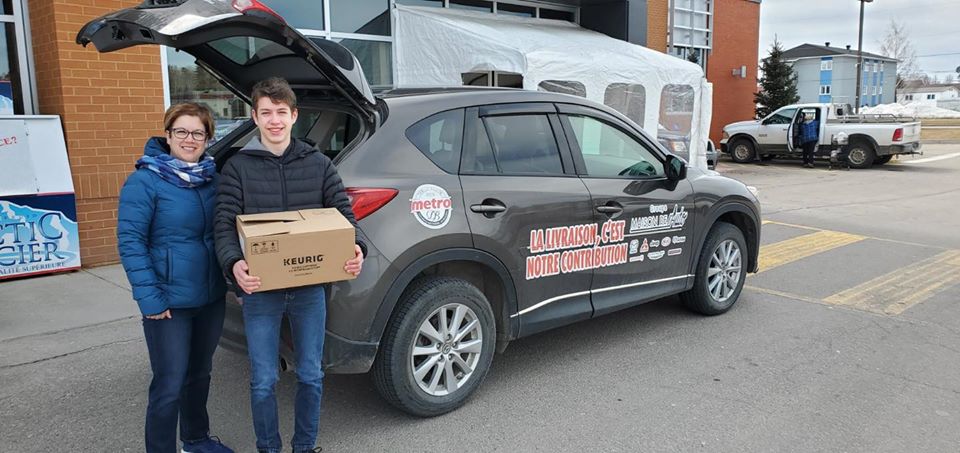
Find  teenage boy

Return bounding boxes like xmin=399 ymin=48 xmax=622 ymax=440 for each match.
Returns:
xmin=215 ymin=77 xmax=365 ymax=453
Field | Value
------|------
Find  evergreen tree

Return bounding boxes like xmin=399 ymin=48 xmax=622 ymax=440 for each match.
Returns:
xmin=755 ymin=39 xmax=799 ymax=118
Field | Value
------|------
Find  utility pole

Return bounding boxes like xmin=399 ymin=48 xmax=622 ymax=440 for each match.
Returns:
xmin=855 ymin=0 xmax=873 ymax=113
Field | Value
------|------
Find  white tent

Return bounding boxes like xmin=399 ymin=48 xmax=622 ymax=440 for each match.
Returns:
xmin=393 ymin=5 xmax=713 ymax=170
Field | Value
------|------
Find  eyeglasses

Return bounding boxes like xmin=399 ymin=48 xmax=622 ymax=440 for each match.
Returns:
xmin=169 ymin=128 xmax=208 ymax=141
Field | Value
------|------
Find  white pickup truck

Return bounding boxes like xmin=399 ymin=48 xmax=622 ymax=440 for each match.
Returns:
xmin=720 ymin=103 xmax=922 ymax=169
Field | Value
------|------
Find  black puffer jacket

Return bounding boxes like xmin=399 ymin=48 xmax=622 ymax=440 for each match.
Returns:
xmin=215 ymin=136 xmax=366 ymax=282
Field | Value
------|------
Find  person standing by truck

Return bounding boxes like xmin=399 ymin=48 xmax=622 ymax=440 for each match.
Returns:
xmin=214 ymin=77 xmax=365 ymax=453
xmin=799 ymin=111 xmax=820 ymax=168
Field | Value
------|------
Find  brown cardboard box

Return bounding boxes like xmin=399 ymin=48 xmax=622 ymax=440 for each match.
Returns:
xmin=237 ymin=208 xmax=356 ymax=292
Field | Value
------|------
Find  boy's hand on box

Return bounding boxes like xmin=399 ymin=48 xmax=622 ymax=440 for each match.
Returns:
xmin=345 ymin=244 xmax=363 ymax=276
xmin=233 ymin=259 xmax=261 ymax=294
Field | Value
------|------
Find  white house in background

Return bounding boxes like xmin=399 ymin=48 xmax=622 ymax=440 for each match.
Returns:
xmin=897 ymin=84 xmax=960 ymax=106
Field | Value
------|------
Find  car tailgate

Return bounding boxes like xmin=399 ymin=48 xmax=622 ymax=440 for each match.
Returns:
xmin=899 ymin=121 xmax=922 ymax=143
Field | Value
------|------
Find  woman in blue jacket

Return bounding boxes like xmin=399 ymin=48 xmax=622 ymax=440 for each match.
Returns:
xmin=117 ymin=103 xmax=233 ymax=453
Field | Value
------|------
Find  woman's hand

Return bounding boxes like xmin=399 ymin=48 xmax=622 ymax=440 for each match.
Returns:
xmin=145 ymin=309 xmax=171 ymax=320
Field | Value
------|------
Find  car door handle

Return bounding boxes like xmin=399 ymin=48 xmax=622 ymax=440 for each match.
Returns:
xmin=471 ymin=204 xmax=506 ymax=213
xmin=471 ymin=199 xmax=506 ymax=217
xmin=596 ymin=205 xmax=623 ymax=215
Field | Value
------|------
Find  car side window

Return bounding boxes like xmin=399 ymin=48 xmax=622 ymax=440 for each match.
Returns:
xmin=763 ymin=108 xmax=797 ymax=125
xmin=405 ymin=109 xmax=465 ymax=174
xmin=563 ymin=114 xmax=664 ymax=178
xmin=479 ymin=114 xmax=565 ymax=175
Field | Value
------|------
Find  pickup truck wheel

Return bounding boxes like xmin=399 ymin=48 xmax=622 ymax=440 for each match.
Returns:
xmin=847 ymin=141 xmax=876 ymax=169
xmin=875 ymin=155 xmax=893 ymax=165
xmin=681 ymin=222 xmax=747 ymax=315
xmin=730 ymin=139 xmax=756 ymax=163
xmin=372 ymin=277 xmax=496 ymax=417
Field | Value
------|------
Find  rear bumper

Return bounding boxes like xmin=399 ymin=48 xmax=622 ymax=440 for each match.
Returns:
xmin=220 ymin=297 xmax=379 ymax=374
xmin=879 ymin=142 xmax=922 ymax=156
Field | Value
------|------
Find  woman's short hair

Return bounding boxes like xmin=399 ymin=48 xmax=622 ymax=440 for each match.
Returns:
xmin=163 ymin=102 xmax=216 ymax=140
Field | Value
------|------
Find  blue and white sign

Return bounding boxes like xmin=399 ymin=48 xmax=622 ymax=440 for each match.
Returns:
xmin=0 ymin=197 xmax=81 ymax=278
xmin=0 ymin=116 xmax=79 ymax=279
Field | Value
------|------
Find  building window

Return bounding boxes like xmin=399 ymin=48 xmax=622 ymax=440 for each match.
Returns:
xmin=0 ymin=2 xmax=32 ymax=114
xmin=450 ymin=0 xmax=493 ymax=12
xmin=497 ymin=3 xmax=535 ymax=17
xmin=872 ymin=86 xmax=877 ymax=95
xmin=820 ymin=59 xmax=832 ymax=71
xmin=539 ymin=8 xmax=575 ymax=21
xmin=927 ymin=94 xmax=936 ymax=100
xmin=905 ymin=94 xmax=913 ymax=101
xmin=873 ymin=62 xmax=878 ymax=73
xmin=462 ymin=71 xmax=522 ymax=88
xmin=260 ymin=1 xmax=325 ymax=31
xmin=330 ymin=0 xmax=390 ymax=36
xmin=396 ymin=0 xmax=443 ymax=6
xmin=166 ymin=48 xmax=249 ymax=142
xmin=669 ymin=0 xmax=713 ymax=58
xmin=820 ymin=85 xmax=831 ymax=95
xmin=879 ymin=86 xmax=883 ymax=95
xmin=863 ymin=85 xmax=868 ymax=95
xmin=880 ymin=61 xmax=885 ymax=73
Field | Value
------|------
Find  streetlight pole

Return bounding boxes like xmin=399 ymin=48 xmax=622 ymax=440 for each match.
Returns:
xmin=855 ymin=0 xmax=873 ymax=114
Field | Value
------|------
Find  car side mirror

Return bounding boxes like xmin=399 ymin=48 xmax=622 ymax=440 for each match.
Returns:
xmin=665 ymin=155 xmax=687 ymax=181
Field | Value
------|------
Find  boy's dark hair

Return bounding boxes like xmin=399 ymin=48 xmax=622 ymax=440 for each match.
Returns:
xmin=251 ymin=77 xmax=297 ymax=110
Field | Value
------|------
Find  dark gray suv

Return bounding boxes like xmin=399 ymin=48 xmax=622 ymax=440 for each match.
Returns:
xmin=79 ymin=0 xmax=761 ymax=417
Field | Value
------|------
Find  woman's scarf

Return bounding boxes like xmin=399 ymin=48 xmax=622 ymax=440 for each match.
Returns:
xmin=136 ymin=153 xmax=216 ymax=188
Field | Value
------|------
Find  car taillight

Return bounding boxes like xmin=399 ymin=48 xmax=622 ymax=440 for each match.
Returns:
xmin=346 ymin=188 xmax=398 ymax=221
xmin=232 ymin=0 xmax=285 ymax=23
xmin=892 ymin=128 xmax=903 ymax=142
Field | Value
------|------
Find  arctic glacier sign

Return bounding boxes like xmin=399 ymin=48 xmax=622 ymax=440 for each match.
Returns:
xmin=0 ymin=198 xmax=81 ymax=278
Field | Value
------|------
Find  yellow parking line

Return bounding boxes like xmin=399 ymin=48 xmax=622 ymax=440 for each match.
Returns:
xmin=824 ymin=250 xmax=960 ymax=315
xmin=758 ymin=230 xmax=866 ymax=273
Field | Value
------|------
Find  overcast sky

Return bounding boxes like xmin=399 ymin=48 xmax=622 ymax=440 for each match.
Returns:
xmin=759 ymin=0 xmax=960 ymax=78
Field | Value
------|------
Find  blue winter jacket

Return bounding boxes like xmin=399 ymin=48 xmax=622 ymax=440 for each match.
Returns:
xmin=117 ymin=138 xmax=226 ymax=316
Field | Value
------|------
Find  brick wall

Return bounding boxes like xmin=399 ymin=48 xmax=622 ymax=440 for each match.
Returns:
xmin=646 ymin=0 xmax=669 ymax=52
xmin=30 ymin=0 xmax=165 ymax=267
xmin=706 ymin=0 xmax=761 ymax=143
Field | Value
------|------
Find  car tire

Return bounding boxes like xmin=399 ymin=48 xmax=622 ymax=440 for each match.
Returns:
xmin=730 ymin=139 xmax=756 ymax=163
xmin=846 ymin=140 xmax=876 ymax=169
xmin=681 ymin=222 xmax=747 ymax=315
xmin=372 ymin=276 xmax=496 ymax=417
xmin=874 ymin=155 xmax=893 ymax=165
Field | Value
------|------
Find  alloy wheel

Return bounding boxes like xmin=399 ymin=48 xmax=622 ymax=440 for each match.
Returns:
xmin=410 ymin=303 xmax=483 ymax=397
xmin=707 ymin=239 xmax=742 ymax=303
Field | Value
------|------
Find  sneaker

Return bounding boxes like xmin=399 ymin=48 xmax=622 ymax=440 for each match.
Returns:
xmin=293 ymin=448 xmax=322 ymax=453
xmin=182 ymin=436 xmax=235 ymax=453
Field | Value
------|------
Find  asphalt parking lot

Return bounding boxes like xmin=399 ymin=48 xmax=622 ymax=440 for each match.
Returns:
xmin=2 ymin=145 xmax=959 ymax=452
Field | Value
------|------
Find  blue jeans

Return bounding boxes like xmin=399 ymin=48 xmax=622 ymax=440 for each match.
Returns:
xmin=142 ymin=300 xmax=225 ymax=453
xmin=241 ymin=285 xmax=326 ymax=453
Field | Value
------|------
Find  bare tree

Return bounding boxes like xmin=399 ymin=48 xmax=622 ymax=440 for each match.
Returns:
xmin=878 ymin=19 xmax=918 ymax=90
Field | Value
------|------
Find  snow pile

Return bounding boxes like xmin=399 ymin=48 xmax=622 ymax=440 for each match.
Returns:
xmin=861 ymin=102 xmax=960 ymax=119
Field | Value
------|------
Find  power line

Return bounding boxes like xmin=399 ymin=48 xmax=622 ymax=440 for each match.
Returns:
xmin=916 ymin=52 xmax=960 ymax=58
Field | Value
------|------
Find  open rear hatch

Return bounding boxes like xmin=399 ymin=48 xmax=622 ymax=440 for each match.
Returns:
xmin=76 ymin=0 xmax=377 ymax=121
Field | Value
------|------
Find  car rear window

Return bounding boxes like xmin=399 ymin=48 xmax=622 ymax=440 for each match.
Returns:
xmin=405 ymin=109 xmax=464 ymax=174
xmin=208 ymin=37 xmax=294 ymax=66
